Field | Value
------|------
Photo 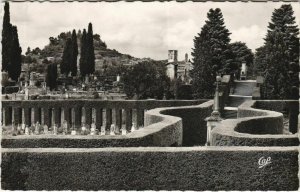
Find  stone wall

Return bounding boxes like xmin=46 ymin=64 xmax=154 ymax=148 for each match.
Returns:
xmin=2 ymin=147 xmax=298 ymax=191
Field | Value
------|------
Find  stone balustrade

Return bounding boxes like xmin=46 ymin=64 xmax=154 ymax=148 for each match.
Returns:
xmin=2 ymin=99 xmax=204 ymax=135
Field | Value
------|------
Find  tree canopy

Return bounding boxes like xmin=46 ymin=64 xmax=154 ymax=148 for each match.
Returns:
xmin=258 ymin=4 xmax=299 ymax=99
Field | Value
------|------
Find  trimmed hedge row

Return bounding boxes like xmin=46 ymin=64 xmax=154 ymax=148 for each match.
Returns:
xmin=212 ymin=100 xmax=299 ymax=146
xmin=1 ymin=147 xmax=298 ymax=191
xmin=158 ymin=100 xmax=213 ymax=146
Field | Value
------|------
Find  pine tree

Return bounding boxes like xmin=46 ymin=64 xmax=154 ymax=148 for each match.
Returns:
xmin=191 ymin=8 xmax=233 ymax=99
xmin=86 ymin=23 xmax=95 ymax=75
xmin=79 ymin=29 xmax=87 ymax=76
xmin=71 ymin=29 xmax=78 ymax=76
xmin=261 ymin=4 xmax=299 ymax=99
xmin=9 ymin=26 xmax=22 ymax=81
xmin=2 ymin=2 xmax=12 ymax=72
xmin=61 ymin=38 xmax=72 ymax=76
xmin=254 ymin=46 xmax=268 ymax=75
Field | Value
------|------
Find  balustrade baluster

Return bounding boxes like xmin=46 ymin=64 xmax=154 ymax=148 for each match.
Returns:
xmin=81 ymin=107 xmax=86 ymax=124
xmin=31 ymin=108 xmax=35 ymax=125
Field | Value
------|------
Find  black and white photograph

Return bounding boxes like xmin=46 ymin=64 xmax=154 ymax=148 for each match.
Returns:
xmin=1 ymin=0 xmax=300 ymax=191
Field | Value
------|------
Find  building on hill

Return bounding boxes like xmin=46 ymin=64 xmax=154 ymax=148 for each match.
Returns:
xmin=166 ymin=51 xmax=193 ymax=84
xmin=177 ymin=53 xmax=193 ymax=84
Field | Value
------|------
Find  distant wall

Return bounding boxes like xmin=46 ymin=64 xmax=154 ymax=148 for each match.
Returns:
xmin=2 ymin=147 xmax=298 ymax=191
xmin=212 ymin=100 xmax=299 ymax=146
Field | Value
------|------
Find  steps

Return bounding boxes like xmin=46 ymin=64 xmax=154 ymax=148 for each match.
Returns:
xmin=223 ymin=109 xmax=237 ymax=119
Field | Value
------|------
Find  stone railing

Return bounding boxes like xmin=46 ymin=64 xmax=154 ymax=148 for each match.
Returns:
xmin=211 ymin=100 xmax=299 ymax=146
xmin=2 ymin=99 xmax=203 ymax=130
xmin=1 ymin=99 xmax=207 ymax=148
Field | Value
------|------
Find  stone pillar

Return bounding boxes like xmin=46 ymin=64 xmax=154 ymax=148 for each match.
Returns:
xmin=81 ymin=107 xmax=86 ymax=124
xmin=31 ymin=108 xmax=35 ymax=125
xmin=125 ymin=109 xmax=132 ymax=131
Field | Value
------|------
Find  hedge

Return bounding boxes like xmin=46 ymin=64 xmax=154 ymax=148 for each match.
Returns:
xmin=1 ymin=147 xmax=298 ymax=191
xmin=211 ymin=100 xmax=299 ymax=146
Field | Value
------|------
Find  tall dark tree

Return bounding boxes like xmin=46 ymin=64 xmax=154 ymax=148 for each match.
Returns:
xmin=86 ymin=23 xmax=95 ymax=74
xmin=79 ymin=29 xmax=88 ymax=76
xmin=46 ymin=63 xmax=58 ymax=91
xmin=61 ymin=38 xmax=72 ymax=76
xmin=71 ymin=29 xmax=78 ymax=76
xmin=8 ymin=26 xmax=22 ymax=81
xmin=261 ymin=4 xmax=299 ymax=99
xmin=2 ymin=2 xmax=12 ymax=72
xmin=191 ymin=8 xmax=232 ymax=99
xmin=230 ymin=42 xmax=254 ymax=78
xmin=254 ymin=46 xmax=268 ymax=75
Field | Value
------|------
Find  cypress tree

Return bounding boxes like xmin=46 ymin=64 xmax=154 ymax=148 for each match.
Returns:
xmin=71 ymin=29 xmax=78 ymax=76
xmin=46 ymin=63 xmax=58 ymax=91
xmin=61 ymin=38 xmax=72 ymax=76
xmin=79 ymin=29 xmax=87 ymax=76
xmin=191 ymin=8 xmax=233 ymax=99
xmin=87 ymin=23 xmax=95 ymax=75
xmin=9 ymin=26 xmax=22 ymax=81
xmin=2 ymin=2 xmax=12 ymax=72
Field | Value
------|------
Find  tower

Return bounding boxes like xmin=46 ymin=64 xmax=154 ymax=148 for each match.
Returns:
xmin=166 ymin=50 xmax=178 ymax=80
xmin=168 ymin=50 xmax=178 ymax=63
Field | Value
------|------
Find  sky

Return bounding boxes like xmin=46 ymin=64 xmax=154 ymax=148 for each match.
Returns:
xmin=7 ymin=2 xmax=300 ymax=61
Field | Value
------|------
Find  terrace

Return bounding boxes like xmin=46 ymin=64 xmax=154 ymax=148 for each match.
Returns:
xmin=1 ymin=98 xmax=299 ymax=190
